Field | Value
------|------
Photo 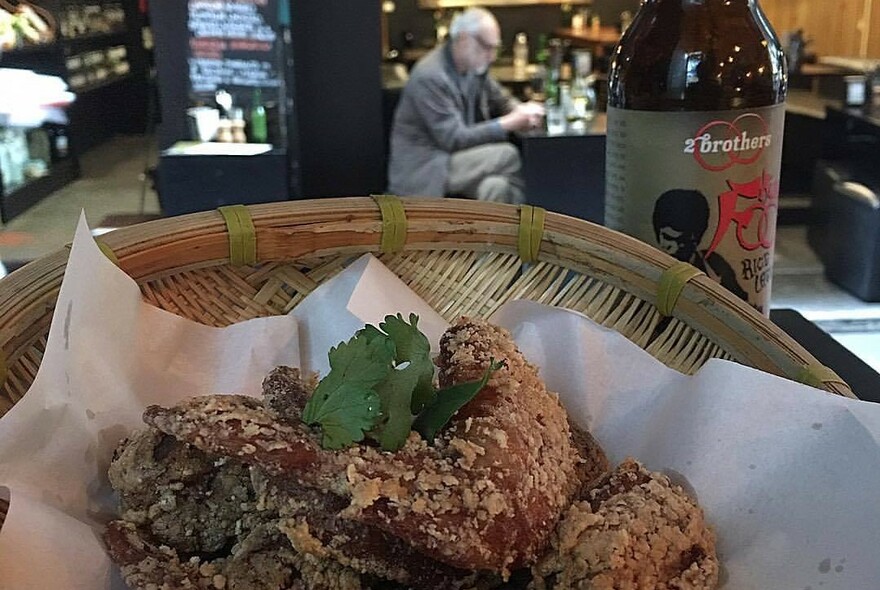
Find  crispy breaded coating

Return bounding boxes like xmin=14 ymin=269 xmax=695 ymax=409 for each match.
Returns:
xmin=143 ymin=318 xmax=593 ymax=574
xmin=105 ymin=519 xmax=210 ymax=589
xmin=105 ymin=519 xmax=317 ymax=590
xmin=106 ymin=426 xmax=369 ymax=590
xmin=349 ymin=318 xmax=586 ymax=572
xmin=254 ymin=473 xmax=495 ymax=590
xmin=108 ymin=427 xmax=258 ymax=554
xmin=110 ymin=317 xmax=713 ymax=590
xmin=143 ymin=394 xmax=325 ymax=480
xmin=568 ymin=421 xmax=611 ymax=493
xmin=529 ymin=459 xmax=719 ymax=590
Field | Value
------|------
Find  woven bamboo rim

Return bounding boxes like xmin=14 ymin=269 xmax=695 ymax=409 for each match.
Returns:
xmin=0 ymin=197 xmax=854 ymax=418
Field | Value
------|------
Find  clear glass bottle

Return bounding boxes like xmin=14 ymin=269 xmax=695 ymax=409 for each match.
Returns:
xmin=605 ymin=0 xmax=787 ymax=314
xmin=570 ymin=50 xmax=597 ymax=122
xmin=513 ymin=32 xmax=529 ymax=73
xmin=560 ymin=83 xmax=575 ymax=121
xmin=545 ymin=83 xmax=572 ymax=135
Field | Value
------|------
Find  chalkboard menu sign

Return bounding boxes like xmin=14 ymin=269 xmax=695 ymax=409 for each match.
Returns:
xmin=187 ymin=0 xmax=285 ymax=103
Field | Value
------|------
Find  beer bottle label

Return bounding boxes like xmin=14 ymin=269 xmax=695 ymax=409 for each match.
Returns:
xmin=605 ymin=104 xmax=786 ymax=315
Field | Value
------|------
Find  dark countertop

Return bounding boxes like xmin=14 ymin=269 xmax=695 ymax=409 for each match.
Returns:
xmin=516 ymin=119 xmax=606 ymax=223
xmin=519 ymin=113 xmax=607 ymax=139
xmin=826 ymin=103 xmax=880 ymax=129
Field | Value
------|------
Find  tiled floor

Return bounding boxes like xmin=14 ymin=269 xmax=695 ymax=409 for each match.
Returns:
xmin=773 ymin=226 xmax=880 ymax=320
xmin=0 ymin=134 xmax=161 ymax=265
xmin=1 ymin=134 xmax=878 ymax=372
xmin=772 ymin=225 xmax=880 ymax=372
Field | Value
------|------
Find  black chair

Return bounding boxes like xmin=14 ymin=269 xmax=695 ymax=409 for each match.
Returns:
xmin=809 ymin=160 xmax=880 ymax=302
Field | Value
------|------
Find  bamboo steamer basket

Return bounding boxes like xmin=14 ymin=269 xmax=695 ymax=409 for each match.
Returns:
xmin=0 ymin=196 xmax=853 ymax=522
xmin=0 ymin=196 xmax=854 ymax=409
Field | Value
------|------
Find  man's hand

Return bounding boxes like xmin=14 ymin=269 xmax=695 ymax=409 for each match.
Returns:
xmin=499 ymin=101 xmax=546 ymax=132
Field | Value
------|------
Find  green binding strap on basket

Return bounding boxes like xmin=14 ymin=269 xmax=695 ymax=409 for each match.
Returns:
xmin=96 ymin=240 xmax=119 ymax=266
xmin=796 ymin=364 xmax=848 ymax=391
xmin=518 ymin=205 xmax=546 ymax=264
xmin=657 ymin=262 xmax=703 ymax=316
xmin=218 ymin=205 xmax=257 ymax=266
xmin=372 ymin=195 xmax=407 ymax=254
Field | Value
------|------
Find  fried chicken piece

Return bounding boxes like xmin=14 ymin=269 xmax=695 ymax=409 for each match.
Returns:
xmin=107 ymin=408 xmax=486 ymax=589
xmin=106 ymin=431 xmax=372 ymax=590
xmin=105 ymin=520 xmax=212 ymax=589
xmin=354 ymin=318 xmax=587 ymax=572
xmin=108 ymin=427 xmax=259 ymax=554
xmin=106 ymin=519 xmax=346 ymax=590
xmin=529 ymin=459 xmax=719 ymax=590
xmin=261 ymin=368 xmax=503 ymax=589
xmin=107 ymin=424 xmax=374 ymax=590
xmin=253 ymin=471 xmax=498 ymax=590
xmin=144 ymin=318 xmax=593 ymax=574
xmin=260 ymin=362 xmax=605 ymax=590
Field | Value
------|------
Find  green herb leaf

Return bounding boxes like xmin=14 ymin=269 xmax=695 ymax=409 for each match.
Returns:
xmin=361 ymin=314 xmax=437 ymax=451
xmin=304 ymin=316 xmax=501 ymax=451
xmin=309 ymin=383 xmax=382 ymax=449
xmin=356 ymin=324 xmax=387 ymax=345
xmin=301 ymin=333 xmax=395 ymax=447
xmin=379 ymin=314 xmax=429 ymax=362
xmin=373 ymin=364 xmax=422 ymax=451
xmin=378 ymin=314 xmax=435 ymax=414
xmin=413 ymin=359 xmax=504 ymax=442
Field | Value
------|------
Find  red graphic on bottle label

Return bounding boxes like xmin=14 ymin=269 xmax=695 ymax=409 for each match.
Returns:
xmin=683 ymin=113 xmax=772 ymax=172
xmin=706 ymin=171 xmax=779 ymax=258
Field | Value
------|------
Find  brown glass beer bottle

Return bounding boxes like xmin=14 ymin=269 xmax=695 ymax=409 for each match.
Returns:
xmin=605 ymin=0 xmax=787 ymax=315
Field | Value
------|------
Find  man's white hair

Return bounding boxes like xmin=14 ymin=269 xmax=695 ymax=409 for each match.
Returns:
xmin=449 ymin=7 xmax=497 ymax=39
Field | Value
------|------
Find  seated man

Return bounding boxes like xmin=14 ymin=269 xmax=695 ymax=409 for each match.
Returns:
xmin=387 ymin=8 xmax=544 ymax=204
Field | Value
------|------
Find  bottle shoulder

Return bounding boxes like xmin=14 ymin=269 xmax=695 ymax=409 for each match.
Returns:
xmin=608 ymin=4 xmax=787 ymax=111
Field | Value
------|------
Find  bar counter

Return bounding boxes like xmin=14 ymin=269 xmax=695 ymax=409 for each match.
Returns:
xmin=517 ymin=114 xmax=606 ymax=223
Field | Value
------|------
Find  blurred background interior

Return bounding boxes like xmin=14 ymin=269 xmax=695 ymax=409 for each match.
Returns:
xmin=0 ymin=0 xmax=879 ymax=376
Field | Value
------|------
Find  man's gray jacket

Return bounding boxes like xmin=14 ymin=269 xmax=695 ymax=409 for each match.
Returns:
xmin=388 ymin=44 xmax=516 ymax=197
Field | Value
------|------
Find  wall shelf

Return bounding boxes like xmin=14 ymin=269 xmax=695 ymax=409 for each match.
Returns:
xmin=73 ymin=73 xmax=132 ymax=95
xmin=62 ymin=30 xmax=128 ymax=54
xmin=0 ymin=0 xmax=152 ymax=221
xmin=0 ymin=42 xmax=59 ymax=57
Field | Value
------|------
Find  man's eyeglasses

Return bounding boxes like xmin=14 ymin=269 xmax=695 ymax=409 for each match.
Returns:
xmin=471 ymin=34 xmax=500 ymax=54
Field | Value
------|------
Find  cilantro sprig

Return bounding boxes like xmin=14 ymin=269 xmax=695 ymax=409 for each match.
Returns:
xmin=301 ymin=314 xmax=501 ymax=451
xmin=300 ymin=333 xmax=393 ymax=449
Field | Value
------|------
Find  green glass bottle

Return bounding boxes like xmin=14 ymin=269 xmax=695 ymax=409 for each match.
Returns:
xmin=250 ymin=88 xmax=268 ymax=143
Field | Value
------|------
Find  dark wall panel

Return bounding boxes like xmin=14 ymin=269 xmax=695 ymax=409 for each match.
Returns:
xmin=290 ymin=0 xmax=385 ymax=197
xmin=150 ymin=0 xmax=191 ymax=151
